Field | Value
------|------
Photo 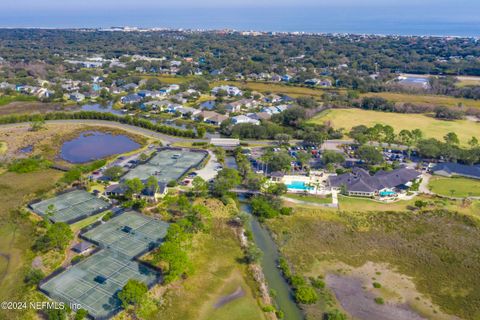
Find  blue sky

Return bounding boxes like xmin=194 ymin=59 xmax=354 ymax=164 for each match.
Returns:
xmin=2 ymin=0 xmax=479 ymax=9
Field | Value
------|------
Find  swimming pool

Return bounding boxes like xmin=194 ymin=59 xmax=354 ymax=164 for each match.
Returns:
xmin=379 ymin=191 xmax=396 ymax=197
xmin=286 ymin=181 xmax=313 ymax=191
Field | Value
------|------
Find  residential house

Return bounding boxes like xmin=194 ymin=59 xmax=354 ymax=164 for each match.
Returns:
xmin=121 ymin=83 xmax=139 ymax=92
xmin=231 ymin=115 xmax=260 ymax=125
xmin=105 ymin=184 xmax=129 ymax=197
xmin=137 ymin=90 xmax=153 ymax=98
xmin=328 ymin=167 xmax=421 ymax=197
xmin=175 ymin=106 xmax=201 ymax=117
xmin=105 ymin=181 xmax=167 ymax=202
xmin=270 ymin=74 xmax=282 ymax=82
xmin=211 ymin=85 xmax=242 ymax=96
xmin=35 ymin=88 xmax=55 ymax=98
xmin=141 ymin=182 xmax=168 ymax=202
xmin=281 ymin=95 xmax=295 ymax=103
xmin=254 ymin=112 xmax=272 ymax=121
xmin=281 ymin=75 xmax=292 ymax=82
xmin=165 ymin=103 xmax=183 ymax=113
xmin=319 ymin=79 xmax=333 ymax=87
xmin=121 ymin=94 xmax=142 ymax=104
xmin=143 ymin=100 xmax=170 ymax=111
xmin=225 ymin=101 xmax=242 ymax=113
xmin=276 ymin=104 xmax=291 ymax=112
xmin=197 ymin=111 xmax=228 ymax=126
xmin=69 ymin=92 xmax=86 ymax=102
xmin=431 ymin=163 xmax=480 ymax=180
xmin=305 ymin=78 xmax=321 ymax=86
xmin=200 ymin=100 xmax=216 ymax=110
xmin=262 ymin=106 xmax=281 ymax=115
xmin=0 ymin=82 xmax=16 ymax=90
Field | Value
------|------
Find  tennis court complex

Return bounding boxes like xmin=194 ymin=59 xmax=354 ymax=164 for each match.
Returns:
xmin=122 ymin=149 xmax=206 ymax=182
xmin=40 ymin=211 xmax=169 ymax=319
xmin=30 ymin=189 xmax=111 ymax=224
xmin=82 ymin=211 xmax=169 ymax=257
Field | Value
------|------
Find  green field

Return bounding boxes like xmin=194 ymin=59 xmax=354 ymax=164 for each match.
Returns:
xmin=0 ymin=95 xmax=38 ymax=107
xmin=212 ymin=80 xmax=338 ymax=98
xmin=284 ymin=193 xmax=332 ymax=204
xmin=266 ymin=208 xmax=480 ymax=320
xmin=310 ymin=108 xmax=479 ymax=145
xmin=0 ymin=169 xmax=63 ymax=319
xmin=361 ymin=92 xmax=480 ymax=109
xmin=428 ymin=176 xmax=480 ymax=198
xmin=0 ymin=141 xmax=6 ymax=155
xmin=70 ymin=211 xmax=108 ymax=232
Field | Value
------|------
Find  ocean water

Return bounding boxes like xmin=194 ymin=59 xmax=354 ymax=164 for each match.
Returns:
xmin=0 ymin=5 xmax=479 ymax=37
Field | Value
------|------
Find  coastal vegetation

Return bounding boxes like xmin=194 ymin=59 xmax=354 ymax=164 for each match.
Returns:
xmin=266 ymin=207 xmax=480 ymax=320
xmin=0 ymin=111 xmax=197 ymax=138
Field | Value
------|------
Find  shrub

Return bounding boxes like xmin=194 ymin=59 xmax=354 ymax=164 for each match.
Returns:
xmin=295 ymin=286 xmax=318 ymax=304
xmin=118 ymin=279 xmax=148 ymax=308
xmin=8 ymin=156 xmax=51 ymax=173
xmin=373 ymin=282 xmax=382 ymax=288
xmin=24 ymin=268 xmax=45 ymax=286
xmin=167 ymin=180 xmax=178 ymax=187
xmin=310 ymin=277 xmax=326 ymax=289
xmin=102 ymin=211 xmax=113 ymax=221
xmin=374 ymin=297 xmax=385 ymax=304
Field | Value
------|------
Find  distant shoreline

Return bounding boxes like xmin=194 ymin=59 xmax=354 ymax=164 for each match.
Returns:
xmin=0 ymin=27 xmax=477 ymax=39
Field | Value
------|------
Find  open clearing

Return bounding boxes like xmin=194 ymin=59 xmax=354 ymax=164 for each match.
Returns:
xmin=310 ymin=108 xmax=479 ymax=145
xmin=428 ymin=176 xmax=480 ymax=198
xmin=361 ymin=92 xmax=480 ymax=109
xmin=267 ymin=208 xmax=480 ymax=320
xmin=321 ymin=261 xmax=455 ymax=320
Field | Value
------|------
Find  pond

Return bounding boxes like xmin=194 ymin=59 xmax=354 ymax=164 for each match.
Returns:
xmin=60 ymin=131 xmax=141 ymax=164
xmin=80 ymin=103 xmax=124 ymax=115
xmin=19 ymin=145 xmax=33 ymax=153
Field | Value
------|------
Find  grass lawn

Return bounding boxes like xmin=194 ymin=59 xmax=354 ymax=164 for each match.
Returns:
xmin=0 ymin=141 xmax=7 ymax=155
xmin=0 ymin=95 xmax=38 ymax=107
xmin=337 ymin=195 xmax=415 ymax=212
xmin=141 ymin=199 xmax=265 ymax=320
xmin=266 ymin=208 xmax=480 ymax=320
xmin=0 ymin=169 xmax=63 ymax=318
xmin=71 ymin=211 xmax=108 ymax=233
xmin=361 ymin=92 xmax=480 ymax=109
xmin=138 ymin=74 xmax=195 ymax=84
xmin=212 ymin=80 xmax=339 ymax=98
xmin=428 ymin=176 xmax=480 ymax=198
xmin=310 ymin=108 xmax=479 ymax=146
xmin=284 ymin=193 xmax=332 ymax=204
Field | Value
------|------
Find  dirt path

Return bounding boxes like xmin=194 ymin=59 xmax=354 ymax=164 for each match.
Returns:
xmin=214 ymin=286 xmax=245 ymax=308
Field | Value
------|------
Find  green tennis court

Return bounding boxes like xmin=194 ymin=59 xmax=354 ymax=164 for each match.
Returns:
xmin=40 ymin=249 xmax=159 ymax=319
xmin=122 ymin=149 xmax=206 ymax=182
xmin=82 ymin=211 xmax=169 ymax=257
xmin=30 ymin=189 xmax=111 ymax=224
xmin=40 ymin=211 xmax=169 ymax=319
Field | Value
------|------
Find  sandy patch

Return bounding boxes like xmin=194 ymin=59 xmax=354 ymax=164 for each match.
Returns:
xmin=310 ymin=261 xmax=458 ymax=320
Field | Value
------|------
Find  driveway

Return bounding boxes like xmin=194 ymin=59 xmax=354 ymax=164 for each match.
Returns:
xmin=195 ymin=151 xmax=219 ymax=181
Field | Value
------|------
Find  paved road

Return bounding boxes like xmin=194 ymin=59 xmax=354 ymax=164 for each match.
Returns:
xmin=0 ymin=119 xmax=356 ymax=148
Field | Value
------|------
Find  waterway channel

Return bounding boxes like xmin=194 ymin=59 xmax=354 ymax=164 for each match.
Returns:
xmin=225 ymin=156 xmax=304 ymax=320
